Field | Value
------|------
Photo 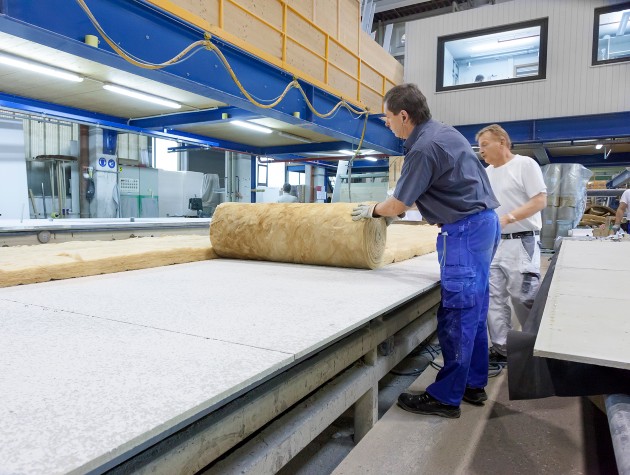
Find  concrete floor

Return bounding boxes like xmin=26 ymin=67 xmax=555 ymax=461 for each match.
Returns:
xmin=275 ymin=252 xmax=619 ymax=475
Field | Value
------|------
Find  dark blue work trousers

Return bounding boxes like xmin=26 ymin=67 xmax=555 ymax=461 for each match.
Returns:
xmin=427 ymin=209 xmax=500 ymax=406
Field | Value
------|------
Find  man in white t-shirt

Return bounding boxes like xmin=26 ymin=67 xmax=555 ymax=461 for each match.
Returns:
xmin=476 ymin=124 xmax=547 ymax=365
xmin=277 ymin=183 xmax=298 ymax=203
xmin=612 ymin=189 xmax=630 ymax=233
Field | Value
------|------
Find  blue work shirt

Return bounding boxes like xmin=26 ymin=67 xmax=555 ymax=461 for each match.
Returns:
xmin=393 ymin=119 xmax=499 ymax=225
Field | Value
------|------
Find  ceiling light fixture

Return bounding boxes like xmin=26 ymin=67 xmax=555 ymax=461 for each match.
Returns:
xmin=596 ymin=143 xmax=603 ymax=150
xmin=232 ymin=120 xmax=273 ymax=134
xmin=102 ymin=84 xmax=181 ymax=109
xmin=363 ymin=157 xmax=378 ymax=162
xmin=0 ymin=52 xmax=83 ymax=82
xmin=277 ymin=131 xmax=311 ymax=143
xmin=338 ymin=149 xmax=358 ymax=156
xmin=470 ymin=35 xmax=538 ymax=53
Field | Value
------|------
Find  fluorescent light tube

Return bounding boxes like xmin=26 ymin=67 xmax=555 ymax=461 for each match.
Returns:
xmin=103 ymin=84 xmax=181 ymax=109
xmin=339 ymin=149 xmax=380 ymax=158
xmin=470 ymin=36 xmax=537 ymax=53
xmin=277 ymin=131 xmax=311 ymax=143
xmin=0 ymin=53 xmax=83 ymax=82
xmin=596 ymin=144 xmax=603 ymax=150
xmin=232 ymin=120 xmax=273 ymax=134
xmin=363 ymin=157 xmax=378 ymax=162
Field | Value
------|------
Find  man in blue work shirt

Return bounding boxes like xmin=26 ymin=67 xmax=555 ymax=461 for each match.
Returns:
xmin=352 ymin=83 xmax=501 ymax=418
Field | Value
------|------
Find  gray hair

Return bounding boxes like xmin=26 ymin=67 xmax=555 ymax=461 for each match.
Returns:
xmin=383 ymin=83 xmax=431 ymax=125
xmin=475 ymin=124 xmax=512 ymax=149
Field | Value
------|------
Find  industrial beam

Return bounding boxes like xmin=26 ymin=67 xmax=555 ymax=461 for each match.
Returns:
xmin=456 ymin=112 xmax=630 ymax=145
xmin=607 ymin=168 xmax=630 ymax=189
xmin=533 ymin=146 xmax=550 ymax=165
xmin=0 ymin=0 xmax=401 ymax=155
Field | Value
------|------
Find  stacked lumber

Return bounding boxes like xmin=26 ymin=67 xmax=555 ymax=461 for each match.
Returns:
xmin=580 ymin=205 xmax=615 ymax=227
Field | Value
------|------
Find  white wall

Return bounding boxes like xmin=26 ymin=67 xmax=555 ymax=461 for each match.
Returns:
xmin=0 ymin=119 xmax=28 ymax=219
xmin=405 ymin=0 xmax=630 ymax=126
xmin=157 ymin=170 xmax=204 ymax=217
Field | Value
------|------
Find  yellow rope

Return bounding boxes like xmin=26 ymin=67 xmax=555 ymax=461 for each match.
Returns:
xmin=75 ymin=0 xmax=371 ymax=150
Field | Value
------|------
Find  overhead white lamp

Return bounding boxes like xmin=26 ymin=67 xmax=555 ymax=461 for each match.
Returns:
xmin=339 ymin=149 xmax=381 ymax=158
xmin=0 ymin=52 xmax=83 ymax=82
xmin=596 ymin=143 xmax=603 ymax=150
xmin=232 ymin=120 xmax=273 ymax=134
xmin=470 ymin=35 xmax=538 ymax=53
xmin=102 ymin=84 xmax=181 ymax=109
xmin=277 ymin=131 xmax=311 ymax=143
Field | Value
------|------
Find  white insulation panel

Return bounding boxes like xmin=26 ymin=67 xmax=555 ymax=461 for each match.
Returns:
xmin=0 ymin=254 xmax=440 ymax=474
xmin=534 ymin=240 xmax=630 ymax=370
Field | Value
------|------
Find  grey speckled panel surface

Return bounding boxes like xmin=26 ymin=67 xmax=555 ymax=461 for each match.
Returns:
xmin=534 ymin=240 xmax=630 ymax=369
xmin=0 ymin=301 xmax=291 ymax=475
xmin=0 ymin=254 xmax=440 ymax=474
xmin=0 ymin=254 xmax=440 ymax=358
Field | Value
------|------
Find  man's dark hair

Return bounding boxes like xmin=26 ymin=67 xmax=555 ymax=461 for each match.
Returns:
xmin=283 ymin=183 xmax=292 ymax=193
xmin=383 ymin=83 xmax=431 ymax=125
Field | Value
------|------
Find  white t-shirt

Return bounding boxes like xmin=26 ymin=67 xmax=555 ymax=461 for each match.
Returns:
xmin=620 ymin=190 xmax=630 ymax=218
xmin=485 ymin=154 xmax=547 ymax=234
xmin=277 ymin=193 xmax=298 ymax=203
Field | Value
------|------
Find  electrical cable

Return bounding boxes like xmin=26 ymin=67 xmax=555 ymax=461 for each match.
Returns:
xmin=488 ymin=362 xmax=505 ymax=378
xmin=390 ymin=342 xmax=442 ymax=376
xmin=75 ymin=0 xmax=371 ymax=121
xmin=75 ymin=0 xmax=373 ymax=174
xmin=392 ymin=341 xmax=505 ymax=379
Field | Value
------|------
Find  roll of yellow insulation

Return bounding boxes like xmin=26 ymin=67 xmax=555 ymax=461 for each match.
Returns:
xmin=209 ymin=202 xmax=387 ymax=269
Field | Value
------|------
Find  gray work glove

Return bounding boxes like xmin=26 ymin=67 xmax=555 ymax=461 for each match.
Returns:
xmin=612 ymin=224 xmax=621 ymax=233
xmin=351 ymin=203 xmax=404 ymax=226
xmin=351 ymin=203 xmax=377 ymax=221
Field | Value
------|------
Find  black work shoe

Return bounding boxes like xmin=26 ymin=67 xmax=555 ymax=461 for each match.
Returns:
xmin=463 ymin=387 xmax=487 ymax=406
xmin=489 ymin=348 xmax=507 ymax=365
xmin=397 ymin=392 xmax=461 ymax=418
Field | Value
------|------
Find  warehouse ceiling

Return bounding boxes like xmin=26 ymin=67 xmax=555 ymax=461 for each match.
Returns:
xmin=373 ymin=0 xmax=472 ymax=23
xmin=0 ymin=0 xmax=399 ymax=165
xmin=0 ymin=0 xmax=628 ymax=168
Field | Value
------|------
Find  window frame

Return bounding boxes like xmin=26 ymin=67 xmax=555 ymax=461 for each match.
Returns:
xmin=257 ymin=162 xmax=268 ymax=186
xmin=436 ymin=18 xmax=549 ymax=92
xmin=592 ymin=1 xmax=630 ymax=66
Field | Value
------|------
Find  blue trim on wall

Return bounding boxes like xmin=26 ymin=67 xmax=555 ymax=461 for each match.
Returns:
xmin=456 ymin=112 xmax=630 ymax=144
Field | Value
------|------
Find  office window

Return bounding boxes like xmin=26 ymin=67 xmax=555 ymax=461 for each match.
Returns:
xmin=436 ymin=18 xmax=548 ymax=92
xmin=257 ymin=162 xmax=268 ymax=186
xmin=593 ymin=2 xmax=630 ymax=65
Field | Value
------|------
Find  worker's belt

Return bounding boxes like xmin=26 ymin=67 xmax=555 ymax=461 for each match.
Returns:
xmin=501 ymin=230 xmax=540 ymax=239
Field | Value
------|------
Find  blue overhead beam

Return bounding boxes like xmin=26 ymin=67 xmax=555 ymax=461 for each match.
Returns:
xmin=0 ymin=91 xmax=360 ymax=158
xmin=0 ymin=91 xmax=261 ymax=150
xmin=456 ymin=112 xmax=630 ymax=144
xmin=0 ymin=0 xmax=401 ymax=155
xmin=550 ymin=151 xmax=630 ymax=167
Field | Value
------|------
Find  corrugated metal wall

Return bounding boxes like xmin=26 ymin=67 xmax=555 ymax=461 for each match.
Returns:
xmin=405 ymin=0 xmax=630 ymax=126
